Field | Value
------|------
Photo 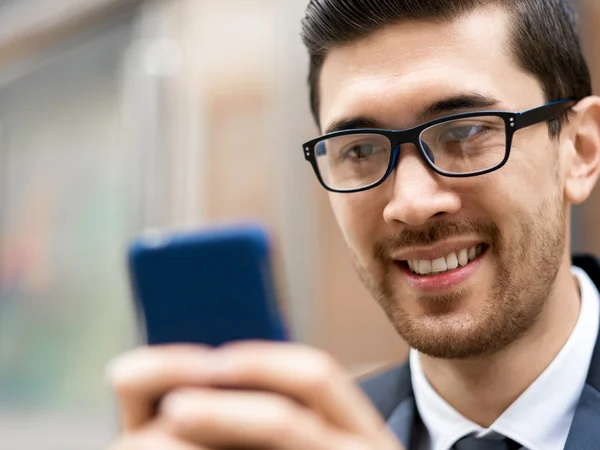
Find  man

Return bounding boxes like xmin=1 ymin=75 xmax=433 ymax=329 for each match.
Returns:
xmin=108 ymin=1 xmax=600 ymax=449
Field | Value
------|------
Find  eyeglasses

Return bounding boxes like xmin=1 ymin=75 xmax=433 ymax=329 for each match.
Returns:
xmin=302 ymin=99 xmax=575 ymax=193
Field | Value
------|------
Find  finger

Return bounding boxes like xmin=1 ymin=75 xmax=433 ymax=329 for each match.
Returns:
xmin=107 ymin=345 xmax=211 ymax=430
xmin=191 ymin=341 xmax=386 ymax=435
xmin=157 ymin=387 xmax=334 ymax=450
xmin=108 ymin=427 xmax=209 ymax=450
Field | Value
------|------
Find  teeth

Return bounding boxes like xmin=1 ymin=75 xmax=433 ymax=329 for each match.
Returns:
xmin=419 ymin=260 xmax=432 ymax=275
xmin=407 ymin=245 xmax=484 ymax=276
xmin=468 ymin=246 xmax=476 ymax=260
xmin=431 ymin=257 xmax=447 ymax=273
xmin=446 ymin=252 xmax=458 ymax=270
xmin=458 ymin=249 xmax=469 ymax=266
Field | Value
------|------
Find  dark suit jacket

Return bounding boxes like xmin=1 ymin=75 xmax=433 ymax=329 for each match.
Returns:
xmin=359 ymin=254 xmax=600 ymax=450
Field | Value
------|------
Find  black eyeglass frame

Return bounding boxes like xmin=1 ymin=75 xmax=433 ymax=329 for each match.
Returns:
xmin=302 ymin=99 xmax=576 ymax=193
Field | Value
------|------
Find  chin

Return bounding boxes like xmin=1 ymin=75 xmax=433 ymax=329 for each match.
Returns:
xmin=388 ymin=298 xmax=533 ymax=360
xmin=401 ymin=321 xmax=506 ymax=359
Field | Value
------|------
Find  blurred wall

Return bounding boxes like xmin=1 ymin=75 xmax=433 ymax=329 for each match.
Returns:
xmin=576 ymin=0 xmax=600 ymax=255
xmin=0 ymin=2 xmax=142 ymax=449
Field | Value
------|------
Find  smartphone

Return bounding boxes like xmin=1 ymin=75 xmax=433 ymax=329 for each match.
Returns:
xmin=127 ymin=223 xmax=289 ymax=347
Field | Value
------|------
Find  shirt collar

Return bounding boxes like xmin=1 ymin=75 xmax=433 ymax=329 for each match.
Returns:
xmin=410 ymin=266 xmax=600 ymax=450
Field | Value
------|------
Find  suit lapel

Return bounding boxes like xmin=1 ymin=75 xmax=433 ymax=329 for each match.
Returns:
xmin=387 ymin=395 xmax=417 ymax=447
xmin=564 ymin=385 xmax=600 ymax=450
xmin=564 ymin=255 xmax=600 ymax=449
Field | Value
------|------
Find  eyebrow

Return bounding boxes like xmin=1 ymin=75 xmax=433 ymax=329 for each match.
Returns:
xmin=324 ymin=93 xmax=502 ymax=134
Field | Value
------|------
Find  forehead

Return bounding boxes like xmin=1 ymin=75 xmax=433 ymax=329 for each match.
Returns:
xmin=318 ymin=7 xmax=546 ymax=130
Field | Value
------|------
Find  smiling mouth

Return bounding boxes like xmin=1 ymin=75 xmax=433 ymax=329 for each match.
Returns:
xmin=399 ymin=244 xmax=488 ymax=276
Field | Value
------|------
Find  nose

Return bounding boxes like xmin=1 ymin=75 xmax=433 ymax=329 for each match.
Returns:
xmin=382 ymin=144 xmax=462 ymax=227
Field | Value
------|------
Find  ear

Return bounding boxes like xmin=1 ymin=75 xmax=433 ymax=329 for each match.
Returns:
xmin=563 ymin=96 xmax=600 ymax=205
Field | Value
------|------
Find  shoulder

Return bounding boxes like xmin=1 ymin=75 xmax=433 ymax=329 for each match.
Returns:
xmin=358 ymin=360 xmax=413 ymax=419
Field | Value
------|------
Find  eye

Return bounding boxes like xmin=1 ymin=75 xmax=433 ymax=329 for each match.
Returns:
xmin=343 ymin=144 xmax=375 ymax=159
xmin=442 ymin=125 xmax=487 ymax=142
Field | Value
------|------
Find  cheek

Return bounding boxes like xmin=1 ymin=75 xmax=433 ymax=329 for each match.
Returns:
xmin=509 ymin=130 xmax=561 ymax=190
xmin=466 ymin=154 xmax=562 ymax=251
xmin=480 ymin=135 xmax=561 ymax=221
xmin=329 ymin=192 xmax=384 ymax=254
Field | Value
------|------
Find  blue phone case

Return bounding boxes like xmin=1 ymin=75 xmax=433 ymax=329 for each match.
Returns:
xmin=127 ymin=224 xmax=289 ymax=347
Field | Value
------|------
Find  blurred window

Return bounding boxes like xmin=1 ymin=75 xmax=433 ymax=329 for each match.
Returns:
xmin=0 ymin=11 xmax=139 ymax=449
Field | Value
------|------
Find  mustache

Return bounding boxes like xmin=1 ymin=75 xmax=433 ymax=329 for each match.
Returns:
xmin=374 ymin=220 xmax=500 ymax=261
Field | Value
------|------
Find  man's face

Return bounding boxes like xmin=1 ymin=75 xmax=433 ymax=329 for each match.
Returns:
xmin=318 ymin=7 xmax=569 ymax=358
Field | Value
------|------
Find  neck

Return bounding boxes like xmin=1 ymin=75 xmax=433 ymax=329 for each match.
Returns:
xmin=419 ymin=256 xmax=581 ymax=427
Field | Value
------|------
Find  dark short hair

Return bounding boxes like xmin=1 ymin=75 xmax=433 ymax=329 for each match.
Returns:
xmin=301 ymin=0 xmax=591 ymax=134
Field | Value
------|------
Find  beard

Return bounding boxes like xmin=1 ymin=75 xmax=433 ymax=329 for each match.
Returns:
xmin=351 ymin=196 xmax=566 ymax=359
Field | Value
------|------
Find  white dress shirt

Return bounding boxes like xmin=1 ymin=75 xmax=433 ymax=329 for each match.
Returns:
xmin=410 ymin=266 xmax=600 ymax=450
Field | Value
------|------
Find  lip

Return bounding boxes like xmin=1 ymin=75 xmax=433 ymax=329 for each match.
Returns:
xmin=391 ymin=239 xmax=485 ymax=262
xmin=395 ymin=250 xmax=486 ymax=294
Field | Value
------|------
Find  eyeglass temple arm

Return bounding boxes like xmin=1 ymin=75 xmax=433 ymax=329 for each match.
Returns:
xmin=515 ymin=99 xmax=575 ymax=130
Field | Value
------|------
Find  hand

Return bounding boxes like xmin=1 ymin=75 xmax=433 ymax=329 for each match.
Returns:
xmin=107 ymin=341 xmax=404 ymax=449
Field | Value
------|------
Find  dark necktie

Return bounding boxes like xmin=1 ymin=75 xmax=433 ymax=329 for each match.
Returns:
xmin=453 ymin=436 xmax=522 ymax=450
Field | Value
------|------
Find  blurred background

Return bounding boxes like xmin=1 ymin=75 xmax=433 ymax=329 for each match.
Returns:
xmin=0 ymin=0 xmax=599 ymax=448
